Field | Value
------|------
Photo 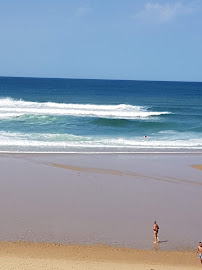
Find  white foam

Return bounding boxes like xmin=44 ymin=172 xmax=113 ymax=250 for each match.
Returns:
xmin=0 ymin=98 xmax=171 ymax=119
xmin=0 ymin=131 xmax=201 ymax=150
xmin=0 ymin=113 xmax=24 ymax=118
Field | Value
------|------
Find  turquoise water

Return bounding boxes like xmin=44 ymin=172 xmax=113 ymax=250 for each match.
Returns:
xmin=0 ymin=77 xmax=201 ymax=152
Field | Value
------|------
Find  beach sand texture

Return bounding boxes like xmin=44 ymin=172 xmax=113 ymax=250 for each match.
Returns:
xmin=0 ymin=242 xmax=201 ymax=269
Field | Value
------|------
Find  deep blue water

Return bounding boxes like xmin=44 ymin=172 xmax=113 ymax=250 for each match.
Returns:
xmin=0 ymin=76 xmax=201 ymax=152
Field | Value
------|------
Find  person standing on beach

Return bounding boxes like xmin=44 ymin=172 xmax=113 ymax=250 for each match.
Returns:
xmin=153 ymin=221 xmax=160 ymax=243
xmin=197 ymin=242 xmax=202 ymax=264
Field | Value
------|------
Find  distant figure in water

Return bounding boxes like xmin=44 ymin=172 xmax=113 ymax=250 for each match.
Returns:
xmin=144 ymin=135 xmax=147 ymax=138
xmin=197 ymin=242 xmax=202 ymax=264
xmin=153 ymin=221 xmax=160 ymax=243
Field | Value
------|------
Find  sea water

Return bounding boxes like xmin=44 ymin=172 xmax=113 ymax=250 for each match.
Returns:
xmin=0 ymin=77 xmax=201 ymax=152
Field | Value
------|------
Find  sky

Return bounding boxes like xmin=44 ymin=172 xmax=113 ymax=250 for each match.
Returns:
xmin=0 ymin=0 xmax=202 ymax=82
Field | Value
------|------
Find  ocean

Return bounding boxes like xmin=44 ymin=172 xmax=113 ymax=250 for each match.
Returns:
xmin=0 ymin=76 xmax=201 ymax=152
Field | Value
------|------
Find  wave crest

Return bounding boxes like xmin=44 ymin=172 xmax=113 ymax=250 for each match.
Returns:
xmin=0 ymin=98 xmax=171 ymax=120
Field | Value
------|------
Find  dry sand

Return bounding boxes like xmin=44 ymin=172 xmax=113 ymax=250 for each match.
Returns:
xmin=0 ymin=241 xmax=200 ymax=270
xmin=191 ymin=164 xmax=202 ymax=170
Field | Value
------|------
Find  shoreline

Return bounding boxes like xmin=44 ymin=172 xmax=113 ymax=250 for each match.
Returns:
xmin=0 ymin=241 xmax=200 ymax=269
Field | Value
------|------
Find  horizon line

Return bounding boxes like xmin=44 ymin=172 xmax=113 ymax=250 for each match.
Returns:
xmin=0 ymin=75 xmax=201 ymax=84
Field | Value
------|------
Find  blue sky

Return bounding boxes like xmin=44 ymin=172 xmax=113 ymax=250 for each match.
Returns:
xmin=0 ymin=0 xmax=202 ymax=81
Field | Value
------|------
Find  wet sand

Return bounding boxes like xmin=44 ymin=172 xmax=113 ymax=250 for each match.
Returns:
xmin=0 ymin=153 xmax=202 ymax=251
xmin=0 ymin=241 xmax=200 ymax=269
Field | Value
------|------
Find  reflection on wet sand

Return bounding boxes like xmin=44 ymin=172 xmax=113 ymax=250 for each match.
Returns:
xmin=0 ymin=153 xmax=202 ymax=251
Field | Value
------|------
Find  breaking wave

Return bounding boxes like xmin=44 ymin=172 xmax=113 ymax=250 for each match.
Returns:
xmin=0 ymin=98 xmax=171 ymax=120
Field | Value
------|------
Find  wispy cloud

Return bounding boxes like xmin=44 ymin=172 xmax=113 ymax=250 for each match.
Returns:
xmin=133 ymin=2 xmax=196 ymax=23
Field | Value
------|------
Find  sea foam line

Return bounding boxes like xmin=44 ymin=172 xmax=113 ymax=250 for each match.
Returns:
xmin=0 ymin=131 xmax=201 ymax=149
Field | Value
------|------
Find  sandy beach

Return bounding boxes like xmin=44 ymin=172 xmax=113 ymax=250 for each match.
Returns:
xmin=0 ymin=241 xmax=201 ymax=269
xmin=0 ymin=153 xmax=202 ymax=268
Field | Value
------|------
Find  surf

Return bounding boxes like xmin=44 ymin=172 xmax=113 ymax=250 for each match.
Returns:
xmin=0 ymin=131 xmax=202 ymax=151
xmin=0 ymin=98 xmax=171 ymax=120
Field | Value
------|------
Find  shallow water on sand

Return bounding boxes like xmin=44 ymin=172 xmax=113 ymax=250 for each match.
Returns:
xmin=0 ymin=153 xmax=201 ymax=251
